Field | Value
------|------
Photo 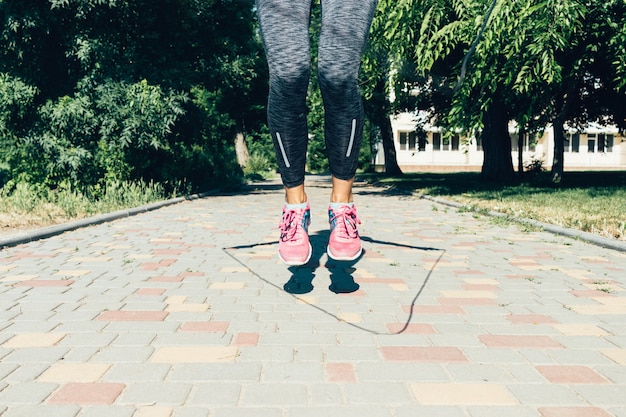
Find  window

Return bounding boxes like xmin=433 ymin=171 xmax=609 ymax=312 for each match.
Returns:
xmin=399 ymin=131 xmax=417 ymax=151
xmin=433 ymin=132 xmax=441 ymax=151
xmin=418 ymin=135 xmax=427 ymax=151
xmin=565 ymin=133 xmax=580 ymax=153
xmin=598 ymin=134 xmax=614 ymax=153
xmin=587 ymin=139 xmax=595 ymax=153
xmin=451 ymin=135 xmax=460 ymax=151
xmin=512 ymin=133 xmax=538 ymax=152
xmin=432 ymin=133 xmax=460 ymax=151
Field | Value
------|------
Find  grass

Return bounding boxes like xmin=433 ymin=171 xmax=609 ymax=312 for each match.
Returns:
xmin=0 ymin=181 xmax=172 ymax=236
xmin=363 ymin=171 xmax=626 ymax=241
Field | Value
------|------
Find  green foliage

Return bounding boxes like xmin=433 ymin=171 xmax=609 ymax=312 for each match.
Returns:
xmin=0 ymin=0 xmax=266 ymax=194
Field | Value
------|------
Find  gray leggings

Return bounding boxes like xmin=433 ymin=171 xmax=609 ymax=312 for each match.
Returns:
xmin=256 ymin=0 xmax=377 ymax=188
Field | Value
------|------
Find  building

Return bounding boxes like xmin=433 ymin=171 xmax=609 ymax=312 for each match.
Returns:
xmin=375 ymin=112 xmax=626 ymax=172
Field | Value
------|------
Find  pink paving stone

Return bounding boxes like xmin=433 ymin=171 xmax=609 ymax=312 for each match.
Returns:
xmin=135 ymin=288 xmax=167 ymax=296
xmin=148 ymin=275 xmax=185 ymax=283
xmin=386 ymin=323 xmax=437 ymax=334
xmin=404 ymin=305 xmax=465 ymax=315
xmin=233 ymin=333 xmax=260 ymax=346
xmin=453 ymin=270 xmax=485 ymax=275
xmin=509 ymin=261 xmax=539 ymax=266
xmin=152 ymin=249 xmax=186 ymax=255
xmin=479 ymin=335 xmax=563 ymax=349
xmin=570 ymin=290 xmax=615 ymax=298
xmin=141 ymin=258 xmax=177 ymax=271
xmin=506 ymin=274 xmax=538 ymax=279
xmin=10 ymin=251 xmax=57 ymax=259
xmin=325 ymin=363 xmax=357 ymax=383
xmin=337 ymin=289 xmax=366 ymax=297
xmin=15 ymin=279 xmax=74 ymax=287
xmin=97 ymin=311 xmax=169 ymax=321
xmin=381 ymin=346 xmax=468 ymax=362
xmin=536 ymin=365 xmax=609 ymax=384
xmin=48 ymin=383 xmax=125 ymax=405
xmin=438 ymin=298 xmax=498 ymax=306
xmin=507 ymin=314 xmax=558 ymax=324
xmin=582 ymin=259 xmax=610 ymax=264
xmin=179 ymin=271 xmax=205 ymax=278
xmin=539 ymin=407 xmax=614 ymax=417
xmin=180 ymin=321 xmax=230 ymax=333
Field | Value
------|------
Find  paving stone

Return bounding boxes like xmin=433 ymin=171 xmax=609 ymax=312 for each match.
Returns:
xmin=119 ymin=382 xmax=191 ymax=405
xmin=0 ymin=405 xmax=80 ymax=417
xmin=0 ymin=382 xmax=59 ymax=404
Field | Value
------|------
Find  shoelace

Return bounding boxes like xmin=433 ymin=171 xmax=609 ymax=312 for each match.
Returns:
xmin=330 ymin=206 xmax=361 ymax=239
xmin=279 ymin=209 xmax=305 ymax=242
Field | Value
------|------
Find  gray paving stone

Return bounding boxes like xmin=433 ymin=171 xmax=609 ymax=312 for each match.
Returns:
xmin=2 ymin=347 xmax=70 ymax=364
xmin=357 ymin=363 xmax=449 ymax=382
xmin=261 ymin=362 xmax=324 ymax=382
xmin=309 ymin=383 xmax=344 ymax=405
xmin=572 ymin=385 xmax=626 ymax=406
xmin=0 ymin=382 xmax=58 ymax=404
xmin=210 ymin=407 xmax=283 ymax=417
xmin=167 ymin=363 xmax=261 ymax=382
xmin=103 ymin=363 xmax=171 ymax=382
xmin=172 ymin=407 xmax=210 ymax=417
xmin=187 ymin=383 xmax=241 ymax=406
xmin=395 ymin=405 xmax=467 ymax=417
xmin=466 ymin=406 xmax=541 ymax=417
xmin=91 ymin=346 xmax=154 ymax=363
xmin=239 ymin=382 xmax=308 ymax=406
xmin=0 ymin=405 xmax=80 ymax=417
xmin=506 ymin=383 xmax=587 ymax=405
xmin=119 ymin=382 xmax=192 ymax=405
xmin=74 ymin=406 xmax=135 ymax=417
xmin=287 ymin=406 xmax=394 ymax=417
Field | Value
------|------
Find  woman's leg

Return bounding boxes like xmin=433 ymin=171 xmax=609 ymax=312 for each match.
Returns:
xmin=256 ymin=0 xmax=313 ymax=197
xmin=257 ymin=0 xmax=314 ymax=265
xmin=317 ymin=0 xmax=378 ymax=194
xmin=318 ymin=0 xmax=377 ymax=261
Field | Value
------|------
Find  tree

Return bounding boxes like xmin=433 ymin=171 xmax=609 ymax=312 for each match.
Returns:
xmin=361 ymin=0 xmax=403 ymax=176
xmin=386 ymin=0 xmax=588 ymax=182
xmin=1 ymin=0 xmax=268 ymax=191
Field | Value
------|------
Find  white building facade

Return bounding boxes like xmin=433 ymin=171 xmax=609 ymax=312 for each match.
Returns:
xmin=375 ymin=112 xmax=626 ymax=172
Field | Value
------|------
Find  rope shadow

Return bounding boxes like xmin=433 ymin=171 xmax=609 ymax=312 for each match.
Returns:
xmin=223 ymin=235 xmax=445 ymax=335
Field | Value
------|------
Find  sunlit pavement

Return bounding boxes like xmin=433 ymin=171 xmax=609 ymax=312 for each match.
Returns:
xmin=1 ymin=175 xmax=625 ymax=417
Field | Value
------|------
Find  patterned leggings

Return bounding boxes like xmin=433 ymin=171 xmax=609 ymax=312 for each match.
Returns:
xmin=256 ymin=0 xmax=378 ymax=188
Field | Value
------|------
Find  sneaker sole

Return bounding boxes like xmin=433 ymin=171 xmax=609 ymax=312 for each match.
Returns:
xmin=278 ymin=243 xmax=313 ymax=266
xmin=326 ymin=245 xmax=362 ymax=262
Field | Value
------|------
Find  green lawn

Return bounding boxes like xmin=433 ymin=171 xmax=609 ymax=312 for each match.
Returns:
xmin=364 ymin=171 xmax=626 ymax=241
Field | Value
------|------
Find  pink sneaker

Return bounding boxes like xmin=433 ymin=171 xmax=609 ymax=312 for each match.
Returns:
xmin=278 ymin=204 xmax=312 ymax=266
xmin=327 ymin=204 xmax=362 ymax=261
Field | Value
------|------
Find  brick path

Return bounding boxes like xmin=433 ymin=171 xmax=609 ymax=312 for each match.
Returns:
xmin=1 ymin=175 xmax=625 ymax=417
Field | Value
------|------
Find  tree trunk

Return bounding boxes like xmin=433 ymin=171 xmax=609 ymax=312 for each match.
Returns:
xmin=366 ymin=72 xmax=402 ymax=176
xmin=234 ymin=119 xmax=249 ymax=167
xmin=517 ymin=126 xmax=525 ymax=176
xmin=551 ymin=119 xmax=565 ymax=183
xmin=379 ymin=114 xmax=403 ymax=176
xmin=481 ymin=98 xmax=515 ymax=182
xmin=551 ymin=83 xmax=575 ymax=184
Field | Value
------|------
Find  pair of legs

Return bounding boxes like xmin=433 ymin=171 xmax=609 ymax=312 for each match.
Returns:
xmin=256 ymin=0 xmax=377 ymax=203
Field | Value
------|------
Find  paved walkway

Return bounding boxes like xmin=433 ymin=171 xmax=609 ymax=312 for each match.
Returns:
xmin=1 ymin=176 xmax=625 ymax=417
